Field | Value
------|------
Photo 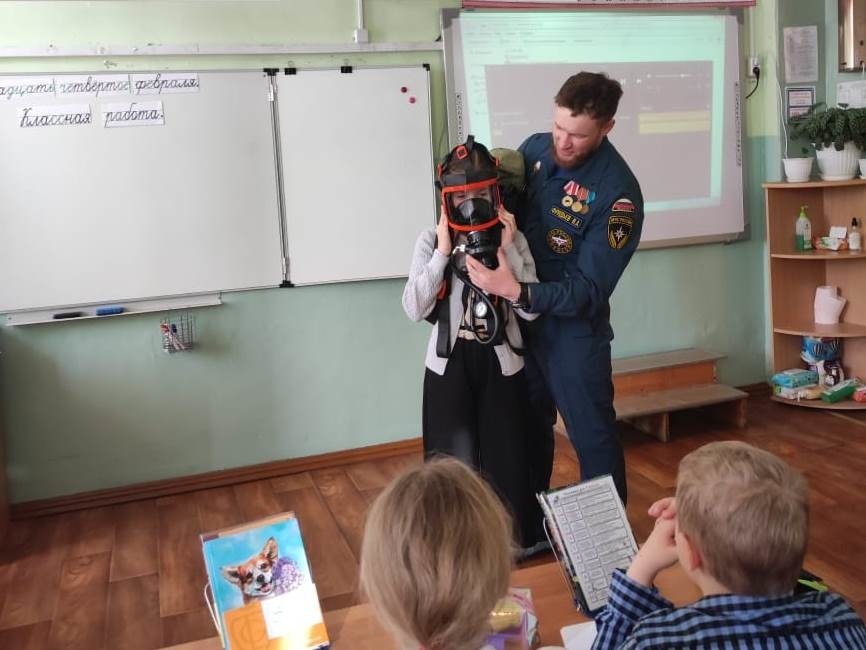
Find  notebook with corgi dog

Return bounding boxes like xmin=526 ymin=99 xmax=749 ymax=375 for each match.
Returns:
xmin=201 ymin=511 xmax=330 ymax=650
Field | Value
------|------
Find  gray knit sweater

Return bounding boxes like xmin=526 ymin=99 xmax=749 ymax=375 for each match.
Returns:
xmin=402 ymin=229 xmax=538 ymax=376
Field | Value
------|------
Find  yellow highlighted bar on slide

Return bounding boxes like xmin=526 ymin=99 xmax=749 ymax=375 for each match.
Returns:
xmin=638 ymin=111 xmax=711 ymax=134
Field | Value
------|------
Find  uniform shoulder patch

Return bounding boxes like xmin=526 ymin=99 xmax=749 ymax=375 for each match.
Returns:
xmin=608 ymin=197 xmax=636 ymax=249
xmin=612 ymin=198 xmax=635 ymax=213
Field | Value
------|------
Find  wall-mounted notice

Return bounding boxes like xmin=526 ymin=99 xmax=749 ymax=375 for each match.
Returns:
xmin=784 ymin=25 xmax=819 ymax=83
xmin=101 ymin=100 xmax=165 ymax=128
xmin=56 ymin=74 xmax=131 ymax=99
xmin=786 ymin=86 xmax=816 ymax=120
xmin=16 ymin=104 xmax=92 ymax=128
xmin=131 ymin=72 xmax=199 ymax=95
xmin=0 ymin=76 xmax=56 ymax=102
xmin=837 ymin=80 xmax=866 ymax=108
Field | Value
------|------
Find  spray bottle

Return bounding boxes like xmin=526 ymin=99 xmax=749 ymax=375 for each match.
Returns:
xmin=850 ymin=217 xmax=862 ymax=252
xmin=795 ymin=205 xmax=812 ymax=251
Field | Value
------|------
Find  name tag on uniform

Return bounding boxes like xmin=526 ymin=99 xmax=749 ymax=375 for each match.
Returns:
xmin=549 ymin=205 xmax=585 ymax=231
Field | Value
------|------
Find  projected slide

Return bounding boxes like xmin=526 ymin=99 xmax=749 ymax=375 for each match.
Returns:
xmin=485 ymin=62 xmax=713 ymax=204
xmin=443 ymin=10 xmax=744 ymax=247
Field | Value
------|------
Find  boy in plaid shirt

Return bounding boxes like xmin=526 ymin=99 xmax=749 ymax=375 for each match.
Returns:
xmin=593 ymin=441 xmax=866 ymax=649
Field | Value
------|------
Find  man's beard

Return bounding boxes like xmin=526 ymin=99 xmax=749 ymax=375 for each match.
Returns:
xmin=551 ymin=135 xmax=605 ymax=168
xmin=551 ymin=143 xmax=582 ymax=169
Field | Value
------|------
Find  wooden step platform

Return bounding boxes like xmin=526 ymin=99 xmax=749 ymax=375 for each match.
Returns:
xmin=612 ymin=348 xmax=747 ymax=442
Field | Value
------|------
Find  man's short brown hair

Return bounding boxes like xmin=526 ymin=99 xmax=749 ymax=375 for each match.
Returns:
xmin=676 ymin=441 xmax=809 ymax=596
xmin=554 ymin=71 xmax=623 ymax=123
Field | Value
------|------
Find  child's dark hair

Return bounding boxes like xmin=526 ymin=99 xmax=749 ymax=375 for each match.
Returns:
xmin=554 ymin=71 xmax=623 ymax=123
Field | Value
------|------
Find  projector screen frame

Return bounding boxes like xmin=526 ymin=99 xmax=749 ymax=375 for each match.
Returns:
xmin=440 ymin=7 xmax=750 ymax=250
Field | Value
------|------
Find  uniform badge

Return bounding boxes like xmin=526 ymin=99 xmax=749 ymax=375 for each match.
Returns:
xmin=612 ymin=198 xmax=636 ymax=213
xmin=608 ymin=215 xmax=634 ymax=249
xmin=546 ymin=228 xmax=573 ymax=254
xmin=532 ymin=160 xmax=541 ymax=174
xmin=608 ymin=197 xmax=636 ymax=249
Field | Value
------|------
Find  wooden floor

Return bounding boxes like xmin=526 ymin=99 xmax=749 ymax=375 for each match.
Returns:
xmin=0 ymin=394 xmax=865 ymax=649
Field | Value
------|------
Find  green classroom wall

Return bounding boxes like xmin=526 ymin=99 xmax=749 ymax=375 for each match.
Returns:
xmin=0 ymin=0 xmax=788 ymax=503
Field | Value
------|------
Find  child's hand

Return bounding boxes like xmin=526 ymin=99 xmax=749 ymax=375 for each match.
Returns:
xmin=436 ymin=205 xmax=452 ymax=257
xmin=648 ymin=497 xmax=677 ymax=520
xmin=626 ymin=515 xmax=678 ymax=588
xmin=498 ymin=205 xmax=516 ymax=248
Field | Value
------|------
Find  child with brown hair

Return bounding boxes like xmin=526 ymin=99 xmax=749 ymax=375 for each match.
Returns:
xmin=593 ymin=441 xmax=866 ymax=649
xmin=359 ymin=457 xmax=515 ymax=650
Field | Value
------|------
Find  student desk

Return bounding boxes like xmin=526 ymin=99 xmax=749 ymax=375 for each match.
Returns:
xmin=161 ymin=561 xmax=701 ymax=649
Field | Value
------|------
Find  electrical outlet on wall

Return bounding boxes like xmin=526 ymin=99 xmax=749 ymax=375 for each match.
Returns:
xmin=747 ymin=56 xmax=759 ymax=77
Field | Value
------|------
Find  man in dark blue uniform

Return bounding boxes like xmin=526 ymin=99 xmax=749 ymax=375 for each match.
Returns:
xmin=466 ymin=71 xmax=643 ymax=505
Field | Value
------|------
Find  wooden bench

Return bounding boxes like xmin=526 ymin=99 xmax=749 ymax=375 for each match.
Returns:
xmin=555 ymin=348 xmax=748 ymax=443
xmin=614 ymin=348 xmax=747 ymax=441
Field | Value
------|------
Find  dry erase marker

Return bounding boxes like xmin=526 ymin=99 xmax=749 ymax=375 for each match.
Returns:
xmin=53 ymin=311 xmax=83 ymax=319
xmin=96 ymin=305 xmax=124 ymax=316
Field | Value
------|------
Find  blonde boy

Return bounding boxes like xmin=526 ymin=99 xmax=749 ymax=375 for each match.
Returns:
xmin=593 ymin=441 xmax=866 ymax=649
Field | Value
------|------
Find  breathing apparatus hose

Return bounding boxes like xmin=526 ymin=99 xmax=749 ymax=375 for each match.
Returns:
xmin=449 ymin=259 xmax=503 ymax=346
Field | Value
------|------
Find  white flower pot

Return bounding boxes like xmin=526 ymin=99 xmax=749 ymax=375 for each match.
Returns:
xmin=815 ymin=142 xmax=862 ymax=181
xmin=782 ymin=157 xmax=813 ymax=183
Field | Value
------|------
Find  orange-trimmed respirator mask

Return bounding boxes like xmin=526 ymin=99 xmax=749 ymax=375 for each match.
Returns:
xmin=437 ymin=136 xmax=502 ymax=269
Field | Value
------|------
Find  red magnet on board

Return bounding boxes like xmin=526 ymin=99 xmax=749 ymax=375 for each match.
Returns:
xmin=401 ymin=86 xmax=407 ymax=93
xmin=409 ymin=96 xmax=416 ymax=103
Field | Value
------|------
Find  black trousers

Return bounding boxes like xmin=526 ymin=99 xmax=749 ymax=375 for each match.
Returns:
xmin=422 ymin=338 xmax=536 ymax=546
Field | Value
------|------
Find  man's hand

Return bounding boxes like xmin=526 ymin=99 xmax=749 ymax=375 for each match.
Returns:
xmin=627 ymin=512 xmax=679 ymax=588
xmin=465 ymin=249 xmax=520 ymax=301
xmin=436 ymin=205 xmax=451 ymax=257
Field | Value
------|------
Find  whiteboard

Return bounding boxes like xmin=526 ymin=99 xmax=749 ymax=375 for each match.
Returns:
xmin=277 ymin=67 xmax=435 ymax=285
xmin=0 ymin=70 xmax=283 ymax=313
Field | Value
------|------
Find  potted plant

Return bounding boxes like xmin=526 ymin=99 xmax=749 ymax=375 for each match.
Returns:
xmin=788 ymin=103 xmax=866 ymax=181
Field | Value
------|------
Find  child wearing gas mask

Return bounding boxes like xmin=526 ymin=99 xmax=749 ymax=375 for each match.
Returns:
xmin=402 ymin=136 xmax=542 ymax=555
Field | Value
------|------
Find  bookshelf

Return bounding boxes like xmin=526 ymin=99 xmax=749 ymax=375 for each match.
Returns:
xmin=764 ymin=180 xmax=866 ymax=410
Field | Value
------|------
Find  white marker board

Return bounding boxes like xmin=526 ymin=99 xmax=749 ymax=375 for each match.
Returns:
xmin=0 ymin=70 xmax=283 ymax=313
xmin=277 ymin=66 xmax=435 ymax=285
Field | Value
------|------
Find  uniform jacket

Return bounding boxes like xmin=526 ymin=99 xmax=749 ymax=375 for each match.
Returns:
xmin=518 ymin=133 xmax=644 ymax=339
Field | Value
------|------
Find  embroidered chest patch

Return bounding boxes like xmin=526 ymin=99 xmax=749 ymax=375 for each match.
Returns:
xmin=547 ymin=228 xmax=573 ymax=254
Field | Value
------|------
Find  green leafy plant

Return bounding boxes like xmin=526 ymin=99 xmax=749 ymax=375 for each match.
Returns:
xmin=789 ymin=103 xmax=866 ymax=152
